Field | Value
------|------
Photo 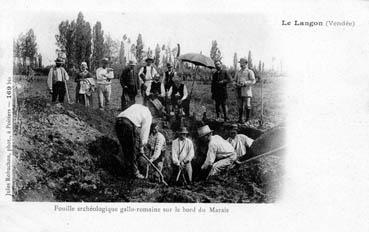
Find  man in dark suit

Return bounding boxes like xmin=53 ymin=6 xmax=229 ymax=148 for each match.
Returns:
xmin=120 ymin=60 xmax=140 ymax=110
xmin=211 ymin=60 xmax=232 ymax=122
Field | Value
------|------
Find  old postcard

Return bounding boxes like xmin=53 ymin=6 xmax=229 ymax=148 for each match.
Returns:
xmin=1 ymin=0 xmax=369 ymax=231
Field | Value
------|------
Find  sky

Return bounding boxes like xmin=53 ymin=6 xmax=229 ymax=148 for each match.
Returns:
xmin=12 ymin=11 xmax=281 ymax=68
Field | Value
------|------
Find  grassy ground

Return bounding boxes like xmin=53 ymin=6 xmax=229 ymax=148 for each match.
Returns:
xmin=16 ymin=74 xmax=285 ymax=130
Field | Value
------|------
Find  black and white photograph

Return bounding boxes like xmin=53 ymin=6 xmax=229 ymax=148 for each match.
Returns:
xmin=2 ymin=0 xmax=369 ymax=231
xmin=11 ymin=11 xmax=285 ymax=203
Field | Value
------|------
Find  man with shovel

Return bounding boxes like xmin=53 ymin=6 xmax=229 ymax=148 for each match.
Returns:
xmin=115 ymin=103 xmax=152 ymax=179
xmin=171 ymin=127 xmax=194 ymax=184
xmin=146 ymin=122 xmax=166 ymax=181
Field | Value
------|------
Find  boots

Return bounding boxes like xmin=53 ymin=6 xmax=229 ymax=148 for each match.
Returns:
xmin=246 ymin=108 xmax=251 ymax=122
xmin=238 ymin=108 xmax=244 ymax=123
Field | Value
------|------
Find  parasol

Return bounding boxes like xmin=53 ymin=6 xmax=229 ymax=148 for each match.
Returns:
xmin=178 ymin=53 xmax=215 ymax=69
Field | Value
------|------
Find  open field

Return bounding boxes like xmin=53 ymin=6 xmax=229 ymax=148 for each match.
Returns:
xmin=13 ymin=74 xmax=285 ymax=202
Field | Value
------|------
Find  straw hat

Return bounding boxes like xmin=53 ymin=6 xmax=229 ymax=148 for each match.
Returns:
xmin=177 ymin=127 xmax=189 ymax=134
xmin=197 ymin=125 xmax=213 ymax=137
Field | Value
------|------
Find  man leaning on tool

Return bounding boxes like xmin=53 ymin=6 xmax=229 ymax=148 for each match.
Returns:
xmin=234 ymin=58 xmax=256 ymax=123
xmin=115 ymin=103 xmax=152 ymax=179
xmin=198 ymin=125 xmax=237 ymax=177
xmin=47 ymin=58 xmax=69 ymax=104
xmin=96 ymin=58 xmax=114 ymax=110
xmin=171 ymin=127 xmax=194 ymax=183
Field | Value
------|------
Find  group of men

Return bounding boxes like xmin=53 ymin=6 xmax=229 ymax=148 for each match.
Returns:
xmin=115 ymin=102 xmax=254 ymax=182
xmin=46 ymin=55 xmax=256 ymax=183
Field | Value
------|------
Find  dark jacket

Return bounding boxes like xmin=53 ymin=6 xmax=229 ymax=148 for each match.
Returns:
xmin=211 ymin=69 xmax=232 ymax=100
xmin=75 ymin=70 xmax=92 ymax=91
xmin=120 ymin=67 xmax=139 ymax=95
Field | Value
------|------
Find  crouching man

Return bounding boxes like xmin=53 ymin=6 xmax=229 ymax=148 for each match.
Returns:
xmin=146 ymin=122 xmax=166 ymax=181
xmin=198 ymin=125 xmax=237 ymax=177
xmin=115 ymin=104 xmax=152 ymax=179
xmin=171 ymin=127 xmax=194 ymax=183
xmin=227 ymin=124 xmax=254 ymax=162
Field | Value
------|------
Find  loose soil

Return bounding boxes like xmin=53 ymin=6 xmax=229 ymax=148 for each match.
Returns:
xmin=13 ymin=76 xmax=284 ymax=202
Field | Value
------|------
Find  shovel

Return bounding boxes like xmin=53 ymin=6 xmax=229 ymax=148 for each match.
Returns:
xmin=141 ymin=153 xmax=168 ymax=186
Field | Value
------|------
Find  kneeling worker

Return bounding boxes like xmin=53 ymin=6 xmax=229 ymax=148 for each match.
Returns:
xmin=198 ymin=125 xmax=237 ymax=176
xmin=146 ymin=122 xmax=166 ymax=180
xmin=115 ymin=104 xmax=152 ymax=179
xmin=171 ymin=127 xmax=194 ymax=183
xmin=227 ymin=124 xmax=254 ymax=161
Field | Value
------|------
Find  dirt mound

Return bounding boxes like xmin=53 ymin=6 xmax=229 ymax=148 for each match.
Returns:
xmin=13 ymin=95 xmax=283 ymax=203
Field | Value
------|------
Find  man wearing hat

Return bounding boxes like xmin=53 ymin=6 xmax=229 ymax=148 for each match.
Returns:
xmin=234 ymin=58 xmax=256 ymax=123
xmin=146 ymin=122 xmax=166 ymax=180
xmin=227 ymin=124 xmax=254 ymax=160
xmin=115 ymin=103 xmax=153 ymax=179
xmin=138 ymin=57 xmax=158 ymax=105
xmin=166 ymin=73 xmax=189 ymax=116
xmin=96 ymin=58 xmax=114 ymax=110
xmin=120 ymin=60 xmax=139 ymax=109
xmin=171 ymin=127 xmax=194 ymax=183
xmin=47 ymin=58 xmax=70 ymax=103
xmin=211 ymin=60 xmax=232 ymax=122
xmin=198 ymin=125 xmax=237 ymax=176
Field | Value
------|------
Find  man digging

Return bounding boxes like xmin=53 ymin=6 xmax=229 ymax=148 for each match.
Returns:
xmin=146 ymin=122 xmax=166 ymax=181
xmin=198 ymin=125 xmax=237 ymax=177
xmin=227 ymin=124 xmax=254 ymax=163
xmin=115 ymin=103 xmax=152 ymax=179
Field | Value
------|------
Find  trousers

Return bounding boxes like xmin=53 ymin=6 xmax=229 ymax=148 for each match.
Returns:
xmin=97 ymin=84 xmax=111 ymax=108
xmin=52 ymin=81 xmax=66 ymax=103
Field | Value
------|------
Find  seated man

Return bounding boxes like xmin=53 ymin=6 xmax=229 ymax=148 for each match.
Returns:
xmin=171 ymin=127 xmax=194 ymax=183
xmin=198 ymin=125 xmax=237 ymax=177
xmin=227 ymin=124 xmax=254 ymax=161
xmin=148 ymin=74 xmax=165 ymax=102
xmin=167 ymin=73 xmax=189 ymax=116
xmin=146 ymin=122 xmax=166 ymax=181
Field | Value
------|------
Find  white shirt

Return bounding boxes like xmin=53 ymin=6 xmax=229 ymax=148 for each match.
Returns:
xmin=117 ymin=104 xmax=152 ymax=145
xmin=171 ymin=137 xmax=195 ymax=166
xmin=47 ymin=67 xmax=69 ymax=90
xmin=96 ymin=67 xmax=114 ymax=85
xmin=227 ymin=134 xmax=254 ymax=158
xmin=138 ymin=65 xmax=158 ymax=95
xmin=202 ymin=135 xmax=235 ymax=169
xmin=148 ymin=132 xmax=166 ymax=161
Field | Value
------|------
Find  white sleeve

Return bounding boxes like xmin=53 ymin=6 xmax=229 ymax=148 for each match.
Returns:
xmin=167 ymin=86 xmax=173 ymax=97
xmin=245 ymin=70 xmax=256 ymax=85
xmin=171 ymin=140 xmax=180 ymax=165
xmin=184 ymin=139 xmax=194 ymax=162
xmin=140 ymin=109 xmax=152 ymax=145
xmin=181 ymin=85 xmax=188 ymax=100
xmin=202 ymin=142 xmax=217 ymax=169
xmin=47 ymin=68 xmax=53 ymax=90
xmin=160 ymin=82 xmax=165 ymax=97
xmin=107 ymin=70 xmax=114 ymax=79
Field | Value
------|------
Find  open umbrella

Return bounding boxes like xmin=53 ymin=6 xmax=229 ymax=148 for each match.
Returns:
xmin=177 ymin=53 xmax=215 ymax=118
xmin=178 ymin=53 xmax=215 ymax=69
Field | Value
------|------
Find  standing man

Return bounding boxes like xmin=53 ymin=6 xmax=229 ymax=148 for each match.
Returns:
xmin=163 ymin=63 xmax=175 ymax=112
xmin=147 ymin=122 xmax=166 ymax=181
xmin=138 ymin=57 xmax=158 ymax=105
xmin=96 ymin=58 xmax=114 ymax=110
xmin=198 ymin=125 xmax=237 ymax=177
xmin=47 ymin=58 xmax=69 ymax=103
xmin=171 ymin=127 xmax=194 ymax=183
xmin=227 ymin=124 xmax=254 ymax=161
xmin=115 ymin=104 xmax=152 ymax=179
xmin=234 ymin=58 xmax=256 ymax=123
xmin=120 ymin=60 xmax=139 ymax=110
xmin=211 ymin=60 xmax=232 ymax=122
